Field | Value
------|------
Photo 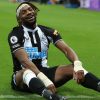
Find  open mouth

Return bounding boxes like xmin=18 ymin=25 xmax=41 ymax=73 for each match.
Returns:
xmin=27 ymin=16 xmax=34 ymax=21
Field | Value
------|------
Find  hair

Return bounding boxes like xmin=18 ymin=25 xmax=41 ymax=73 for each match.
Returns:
xmin=16 ymin=2 xmax=39 ymax=26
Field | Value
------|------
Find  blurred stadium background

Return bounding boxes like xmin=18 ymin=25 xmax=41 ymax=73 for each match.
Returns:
xmin=0 ymin=0 xmax=100 ymax=100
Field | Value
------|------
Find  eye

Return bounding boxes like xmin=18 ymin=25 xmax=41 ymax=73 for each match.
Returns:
xmin=28 ymin=7 xmax=33 ymax=11
xmin=21 ymin=10 xmax=26 ymax=15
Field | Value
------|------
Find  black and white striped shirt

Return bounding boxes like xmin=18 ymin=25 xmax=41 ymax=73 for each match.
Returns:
xmin=8 ymin=25 xmax=62 ymax=72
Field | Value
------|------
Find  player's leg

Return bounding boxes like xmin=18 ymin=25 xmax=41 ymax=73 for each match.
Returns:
xmin=40 ymin=64 xmax=73 ymax=87
xmin=12 ymin=68 xmax=66 ymax=100
xmin=54 ymin=64 xmax=73 ymax=87
xmin=80 ymin=72 xmax=100 ymax=92
xmin=12 ymin=69 xmax=46 ymax=94
xmin=54 ymin=64 xmax=100 ymax=92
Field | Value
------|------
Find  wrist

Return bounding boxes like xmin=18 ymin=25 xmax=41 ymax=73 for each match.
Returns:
xmin=37 ymin=72 xmax=53 ymax=87
xmin=74 ymin=60 xmax=88 ymax=75
xmin=74 ymin=60 xmax=83 ymax=72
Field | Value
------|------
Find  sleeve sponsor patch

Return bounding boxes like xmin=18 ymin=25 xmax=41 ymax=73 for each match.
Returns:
xmin=12 ymin=44 xmax=20 ymax=49
xmin=10 ymin=36 xmax=18 ymax=44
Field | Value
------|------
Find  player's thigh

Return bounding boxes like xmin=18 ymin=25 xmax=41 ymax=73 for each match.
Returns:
xmin=55 ymin=64 xmax=74 ymax=82
xmin=12 ymin=69 xmax=33 ymax=92
xmin=15 ymin=69 xmax=27 ymax=85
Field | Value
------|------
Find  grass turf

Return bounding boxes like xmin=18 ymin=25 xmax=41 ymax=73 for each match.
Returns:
xmin=0 ymin=0 xmax=100 ymax=100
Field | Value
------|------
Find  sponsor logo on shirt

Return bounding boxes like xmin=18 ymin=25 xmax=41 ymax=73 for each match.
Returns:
xmin=25 ymin=47 xmax=47 ymax=59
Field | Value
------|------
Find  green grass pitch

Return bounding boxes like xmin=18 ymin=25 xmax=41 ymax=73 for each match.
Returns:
xmin=0 ymin=0 xmax=100 ymax=100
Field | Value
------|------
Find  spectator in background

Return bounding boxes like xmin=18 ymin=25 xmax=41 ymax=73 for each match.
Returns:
xmin=9 ymin=0 xmax=30 ymax=3
xmin=10 ymin=0 xmax=49 ymax=4
xmin=47 ymin=0 xmax=58 ymax=4
xmin=40 ymin=0 xmax=48 ymax=4
xmin=80 ymin=0 xmax=90 ymax=8
xmin=64 ymin=0 xmax=80 ymax=8
xmin=47 ymin=0 xmax=64 ymax=4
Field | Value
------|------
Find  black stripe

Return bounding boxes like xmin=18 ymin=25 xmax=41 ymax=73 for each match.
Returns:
xmin=28 ymin=31 xmax=42 ymax=68
xmin=33 ymin=31 xmax=42 ymax=68
xmin=34 ymin=31 xmax=41 ymax=51
xmin=28 ymin=31 xmax=36 ymax=47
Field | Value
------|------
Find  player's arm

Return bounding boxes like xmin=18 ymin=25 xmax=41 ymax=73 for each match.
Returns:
xmin=14 ymin=48 xmax=40 ymax=75
xmin=55 ymin=40 xmax=79 ymax=62
xmin=14 ymin=48 xmax=56 ymax=93
xmin=55 ymin=40 xmax=88 ymax=83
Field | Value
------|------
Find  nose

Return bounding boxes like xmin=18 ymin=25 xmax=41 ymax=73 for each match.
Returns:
xmin=26 ymin=10 xmax=32 ymax=15
xmin=26 ymin=10 xmax=36 ymax=16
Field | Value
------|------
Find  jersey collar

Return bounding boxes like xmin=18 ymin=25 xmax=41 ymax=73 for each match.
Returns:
xmin=22 ymin=25 xmax=38 ymax=33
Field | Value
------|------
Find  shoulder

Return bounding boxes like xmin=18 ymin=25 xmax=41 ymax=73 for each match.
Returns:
xmin=8 ymin=26 xmax=24 ymax=39
xmin=38 ymin=25 xmax=54 ymax=29
xmin=9 ymin=26 xmax=23 ymax=35
xmin=38 ymin=25 xmax=55 ymax=34
xmin=38 ymin=25 xmax=61 ymax=37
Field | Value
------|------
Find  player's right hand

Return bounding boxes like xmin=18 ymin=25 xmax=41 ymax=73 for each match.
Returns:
xmin=47 ymin=84 xmax=57 ymax=94
xmin=37 ymin=72 xmax=57 ymax=93
xmin=73 ymin=70 xmax=85 ymax=84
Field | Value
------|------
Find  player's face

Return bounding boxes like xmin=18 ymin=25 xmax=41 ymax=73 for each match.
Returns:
xmin=19 ymin=5 xmax=37 ymax=24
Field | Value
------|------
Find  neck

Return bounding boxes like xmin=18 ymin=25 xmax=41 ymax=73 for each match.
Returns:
xmin=23 ymin=22 xmax=36 ymax=30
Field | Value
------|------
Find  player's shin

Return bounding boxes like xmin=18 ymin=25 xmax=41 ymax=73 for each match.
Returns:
xmin=23 ymin=69 xmax=66 ymax=100
xmin=81 ymin=72 xmax=100 ymax=92
xmin=23 ymin=69 xmax=45 ymax=95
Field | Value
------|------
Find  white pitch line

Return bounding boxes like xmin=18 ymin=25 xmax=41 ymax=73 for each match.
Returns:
xmin=0 ymin=95 xmax=100 ymax=99
xmin=67 ymin=95 xmax=100 ymax=99
xmin=0 ymin=95 xmax=41 ymax=99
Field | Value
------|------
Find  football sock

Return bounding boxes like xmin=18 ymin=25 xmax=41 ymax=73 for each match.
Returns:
xmin=97 ymin=81 xmax=100 ymax=92
xmin=29 ymin=79 xmax=66 ymax=100
xmin=23 ymin=69 xmax=45 ymax=95
xmin=29 ymin=78 xmax=45 ymax=95
xmin=81 ymin=72 xmax=100 ymax=92
xmin=22 ymin=70 xmax=67 ymax=99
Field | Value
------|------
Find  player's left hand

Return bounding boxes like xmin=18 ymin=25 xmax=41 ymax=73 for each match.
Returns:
xmin=73 ymin=70 xmax=85 ymax=84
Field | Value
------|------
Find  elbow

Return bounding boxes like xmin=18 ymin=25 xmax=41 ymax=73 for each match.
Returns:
xmin=20 ymin=58 xmax=29 ymax=68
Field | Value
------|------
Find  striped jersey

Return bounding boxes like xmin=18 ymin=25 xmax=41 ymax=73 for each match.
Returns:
xmin=8 ymin=25 xmax=62 ymax=72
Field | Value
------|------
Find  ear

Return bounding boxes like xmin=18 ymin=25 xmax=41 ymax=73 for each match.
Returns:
xmin=16 ymin=16 xmax=22 ymax=25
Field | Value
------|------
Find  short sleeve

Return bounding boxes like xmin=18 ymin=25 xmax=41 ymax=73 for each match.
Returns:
xmin=39 ymin=25 xmax=62 ymax=44
xmin=50 ymin=30 xmax=62 ymax=44
xmin=8 ymin=27 xmax=24 ymax=53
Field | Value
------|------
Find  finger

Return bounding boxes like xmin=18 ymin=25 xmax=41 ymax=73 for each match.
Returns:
xmin=77 ymin=71 xmax=84 ymax=79
xmin=73 ymin=72 xmax=77 ymax=80
xmin=76 ymin=71 xmax=84 ymax=84
xmin=50 ymin=86 xmax=56 ymax=93
xmin=78 ymin=73 xmax=83 ymax=79
xmin=47 ymin=85 xmax=57 ymax=94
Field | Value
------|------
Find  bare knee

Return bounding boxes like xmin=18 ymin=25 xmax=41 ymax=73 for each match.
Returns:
xmin=55 ymin=64 xmax=74 ymax=81
xmin=15 ymin=69 xmax=32 ymax=86
xmin=58 ymin=64 xmax=73 ymax=75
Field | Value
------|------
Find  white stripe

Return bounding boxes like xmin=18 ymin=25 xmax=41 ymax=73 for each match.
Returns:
xmin=0 ymin=95 xmax=100 ymax=99
xmin=33 ymin=34 xmax=37 ymax=44
xmin=13 ymin=47 xmax=24 ymax=53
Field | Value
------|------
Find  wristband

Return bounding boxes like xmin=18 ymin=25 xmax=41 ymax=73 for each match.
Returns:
xmin=74 ymin=61 xmax=83 ymax=72
xmin=37 ymin=72 xmax=53 ymax=87
xmin=74 ymin=60 xmax=88 ymax=75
